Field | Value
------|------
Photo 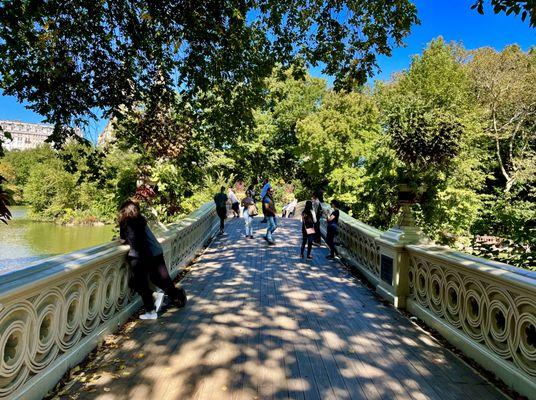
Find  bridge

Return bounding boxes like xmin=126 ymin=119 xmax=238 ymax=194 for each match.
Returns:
xmin=0 ymin=203 xmax=534 ymax=399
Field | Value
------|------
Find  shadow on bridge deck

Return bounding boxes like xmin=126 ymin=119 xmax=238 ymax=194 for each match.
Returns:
xmin=60 ymin=218 xmax=508 ymax=400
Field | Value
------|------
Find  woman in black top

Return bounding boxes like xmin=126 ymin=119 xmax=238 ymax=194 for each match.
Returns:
xmin=326 ymin=199 xmax=340 ymax=260
xmin=301 ymin=200 xmax=316 ymax=259
xmin=119 ymin=200 xmax=187 ymax=320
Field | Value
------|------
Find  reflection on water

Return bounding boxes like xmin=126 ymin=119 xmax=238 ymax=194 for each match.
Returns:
xmin=0 ymin=206 xmax=114 ymax=274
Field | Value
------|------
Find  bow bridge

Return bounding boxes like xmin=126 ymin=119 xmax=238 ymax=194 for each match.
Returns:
xmin=0 ymin=202 xmax=534 ymax=399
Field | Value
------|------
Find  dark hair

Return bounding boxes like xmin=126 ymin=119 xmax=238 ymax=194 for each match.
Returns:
xmin=118 ymin=200 xmax=141 ymax=225
xmin=330 ymin=199 xmax=340 ymax=208
xmin=220 ymin=186 xmax=225 ymax=193
xmin=304 ymin=200 xmax=313 ymax=213
xmin=248 ymin=184 xmax=254 ymax=190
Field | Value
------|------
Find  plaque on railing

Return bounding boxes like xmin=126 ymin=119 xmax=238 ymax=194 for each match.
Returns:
xmin=380 ymin=254 xmax=393 ymax=285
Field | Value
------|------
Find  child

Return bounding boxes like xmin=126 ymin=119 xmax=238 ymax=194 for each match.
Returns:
xmin=119 ymin=200 xmax=187 ymax=320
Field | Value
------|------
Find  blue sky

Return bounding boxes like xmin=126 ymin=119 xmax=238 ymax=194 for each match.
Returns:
xmin=1 ymin=0 xmax=534 ymax=140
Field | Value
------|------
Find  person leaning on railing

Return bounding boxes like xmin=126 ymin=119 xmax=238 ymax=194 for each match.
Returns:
xmin=118 ymin=200 xmax=187 ymax=320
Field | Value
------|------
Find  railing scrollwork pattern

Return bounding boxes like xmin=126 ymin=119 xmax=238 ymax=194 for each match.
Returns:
xmin=408 ymin=251 xmax=536 ymax=378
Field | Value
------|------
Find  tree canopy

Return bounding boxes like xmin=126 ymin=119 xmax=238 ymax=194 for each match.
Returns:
xmin=0 ymin=0 xmax=418 ymax=149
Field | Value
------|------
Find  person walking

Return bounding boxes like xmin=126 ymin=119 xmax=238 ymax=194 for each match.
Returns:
xmin=228 ymin=186 xmax=240 ymax=218
xmin=326 ymin=199 xmax=340 ymax=260
xmin=263 ymin=187 xmax=277 ymax=244
xmin=214 ymin=186 xmax=228 ymax=235
xmin=242 ymin=195 xmax=256 ymax=238
xmin=301 ymin=200 xmax=316 ymax=259
xmin=119 ymin=200 xmax=187 ymax=320
xmin=312 ymin=192 xmax=323 ymax=245
xmin=260 ymin=178 xmax=271 ymax=223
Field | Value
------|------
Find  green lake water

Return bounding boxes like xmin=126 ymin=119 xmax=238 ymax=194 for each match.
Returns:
xmin=0 ymin=206 xmax=114 ymax=274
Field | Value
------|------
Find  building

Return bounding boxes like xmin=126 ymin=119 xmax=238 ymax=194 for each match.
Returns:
xmin=0 ymin=120 xmax=82 ymax=151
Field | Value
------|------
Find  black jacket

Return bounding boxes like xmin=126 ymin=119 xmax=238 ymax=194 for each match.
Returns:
xmin=120 ymin=217 xmax=152 ymax=259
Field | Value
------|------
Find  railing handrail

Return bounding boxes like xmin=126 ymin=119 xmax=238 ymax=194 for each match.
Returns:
xmin=407 ymin=243 xmax=536 ymax=291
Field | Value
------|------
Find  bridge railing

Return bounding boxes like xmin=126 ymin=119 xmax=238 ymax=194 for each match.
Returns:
xmin=0 ymin=202 xmax=219 ymax=400
xmin=296 ymin=201 xmax=535 ymax=398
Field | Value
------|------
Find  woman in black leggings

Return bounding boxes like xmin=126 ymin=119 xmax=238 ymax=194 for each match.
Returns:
xmin=301 ymin=200 xmax=316 ymax=259
xmin=119 ymin=200 xmax=187 ymax=320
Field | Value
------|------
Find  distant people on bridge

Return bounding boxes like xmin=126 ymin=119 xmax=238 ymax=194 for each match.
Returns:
xmin=263 ymin=187 xmax=277 ymax=244
xmin=214 ymin=186 xmax=228 ymax=235
xmin=326 ymin=199 xmax=340 ymax=260
xmin=118 ymin=200 xmax=187 ymax=320
xmin=312 ymin=191 xmax=323 ymax=245
xmin=282 ymin=198 xmax=298 ymax=218
xmin=301 ymin=200 xmax=316 ymax=259
xmin=228 ymin=187 xmax=240 ymax=218
xmin=241 ymin=195 xmax=257 ymax=238
xmin=260 ymin=178 xmax=271 ymax=223
xmin=246 ymin=184 xmax=257 ymax=203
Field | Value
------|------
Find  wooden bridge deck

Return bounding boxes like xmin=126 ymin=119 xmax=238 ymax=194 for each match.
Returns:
xmin=67 ymin=218 xmax=507 ymax=400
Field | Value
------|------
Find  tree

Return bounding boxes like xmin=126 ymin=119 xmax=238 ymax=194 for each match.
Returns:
xmin=0 ymin=0 xmax=418 ymax=148
xmin=375 ymin=38 xmax=486 ymax=239
xmin=296 ymin=90 xmax=381 ymax=205
xmin=468 ymin=45 xmax=536 ymax=193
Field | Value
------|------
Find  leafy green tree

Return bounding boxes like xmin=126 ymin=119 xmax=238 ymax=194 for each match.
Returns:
xmin=296 ymin=90 xmax=381 ymax=206
xmin=0 ymin=0 xmax=418 ymax=150
xmin=375 ymin=38 xmax=486 ymax=239
xmin=468 ymin=45 xmax=536 ymax=193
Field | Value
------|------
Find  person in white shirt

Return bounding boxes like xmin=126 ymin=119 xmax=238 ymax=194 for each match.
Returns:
xmin=228 ymin=187 xmax=240 ymax=218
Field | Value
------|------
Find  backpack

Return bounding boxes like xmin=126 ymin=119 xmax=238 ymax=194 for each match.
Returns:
xmin=247 ymin=203 xmax=258 ymax=216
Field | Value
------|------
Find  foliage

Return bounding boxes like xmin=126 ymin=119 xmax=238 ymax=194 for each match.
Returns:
xmin=296 ymin=90 xmax=380 ymax=206
xmin=467 ymin=45 xmax=536 ymax=193
xmin=0 ymin=0 xmax=418 ymax=154
xmin=471 ymin=0 xmax=536 ymax=27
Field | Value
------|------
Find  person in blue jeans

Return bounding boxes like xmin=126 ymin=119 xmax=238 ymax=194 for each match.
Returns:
xmin=263 ymin=187 xmax=277 ymax=244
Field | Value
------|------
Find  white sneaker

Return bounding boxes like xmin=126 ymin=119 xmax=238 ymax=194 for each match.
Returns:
xmin=153 ymin=292 xmax=165 ymax=312
xmin=139 ymin=311 xmax=158 ymax=320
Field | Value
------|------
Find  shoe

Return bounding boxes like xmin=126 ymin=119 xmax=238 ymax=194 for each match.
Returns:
xmin=139 ymin=311 xmax=158 ymax=320
xmin=175 ymin=287 xmax=187 ymax=308
xmin=326 ymin=255 xmax=335 ymax=260
xmin=307 ymin=255 xmax=313 ymax=260
xmin=153 ymin=292 xmax=165 ymax=312
xmin=300 ymin=253 xmax=304 ymax=258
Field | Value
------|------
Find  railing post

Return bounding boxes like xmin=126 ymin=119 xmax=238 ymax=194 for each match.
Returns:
xmin=375 ymin=187 xmax=425 ymax=309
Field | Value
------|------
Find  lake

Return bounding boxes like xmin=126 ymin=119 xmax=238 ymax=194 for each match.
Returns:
xmin=0 ymin=206 xmax=114 ymax=275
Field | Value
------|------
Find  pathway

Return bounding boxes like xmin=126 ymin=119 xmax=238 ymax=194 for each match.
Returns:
xmin=65 ymin=218 xmax=507 ymax=400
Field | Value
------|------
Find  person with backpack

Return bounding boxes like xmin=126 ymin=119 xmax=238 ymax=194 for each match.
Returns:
xmin=326 ymin=199 xmax=340 ymax=260
xmin=214 ymin=186 xmax=228 ymax=235
xmin=228 ymin=186 xmax=240 ymax=218
xmin=259 ymin=178 xmax=271 ymax=223
xmin=241 ymin=195 xmax=257 ymax=238
xmin=118 ymin=200 xmax=187 ymax=320
xmin=301 ymin=200 xmax=317 ymax=259
xmin=263 ymin=187 xmax=277 ymax=244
